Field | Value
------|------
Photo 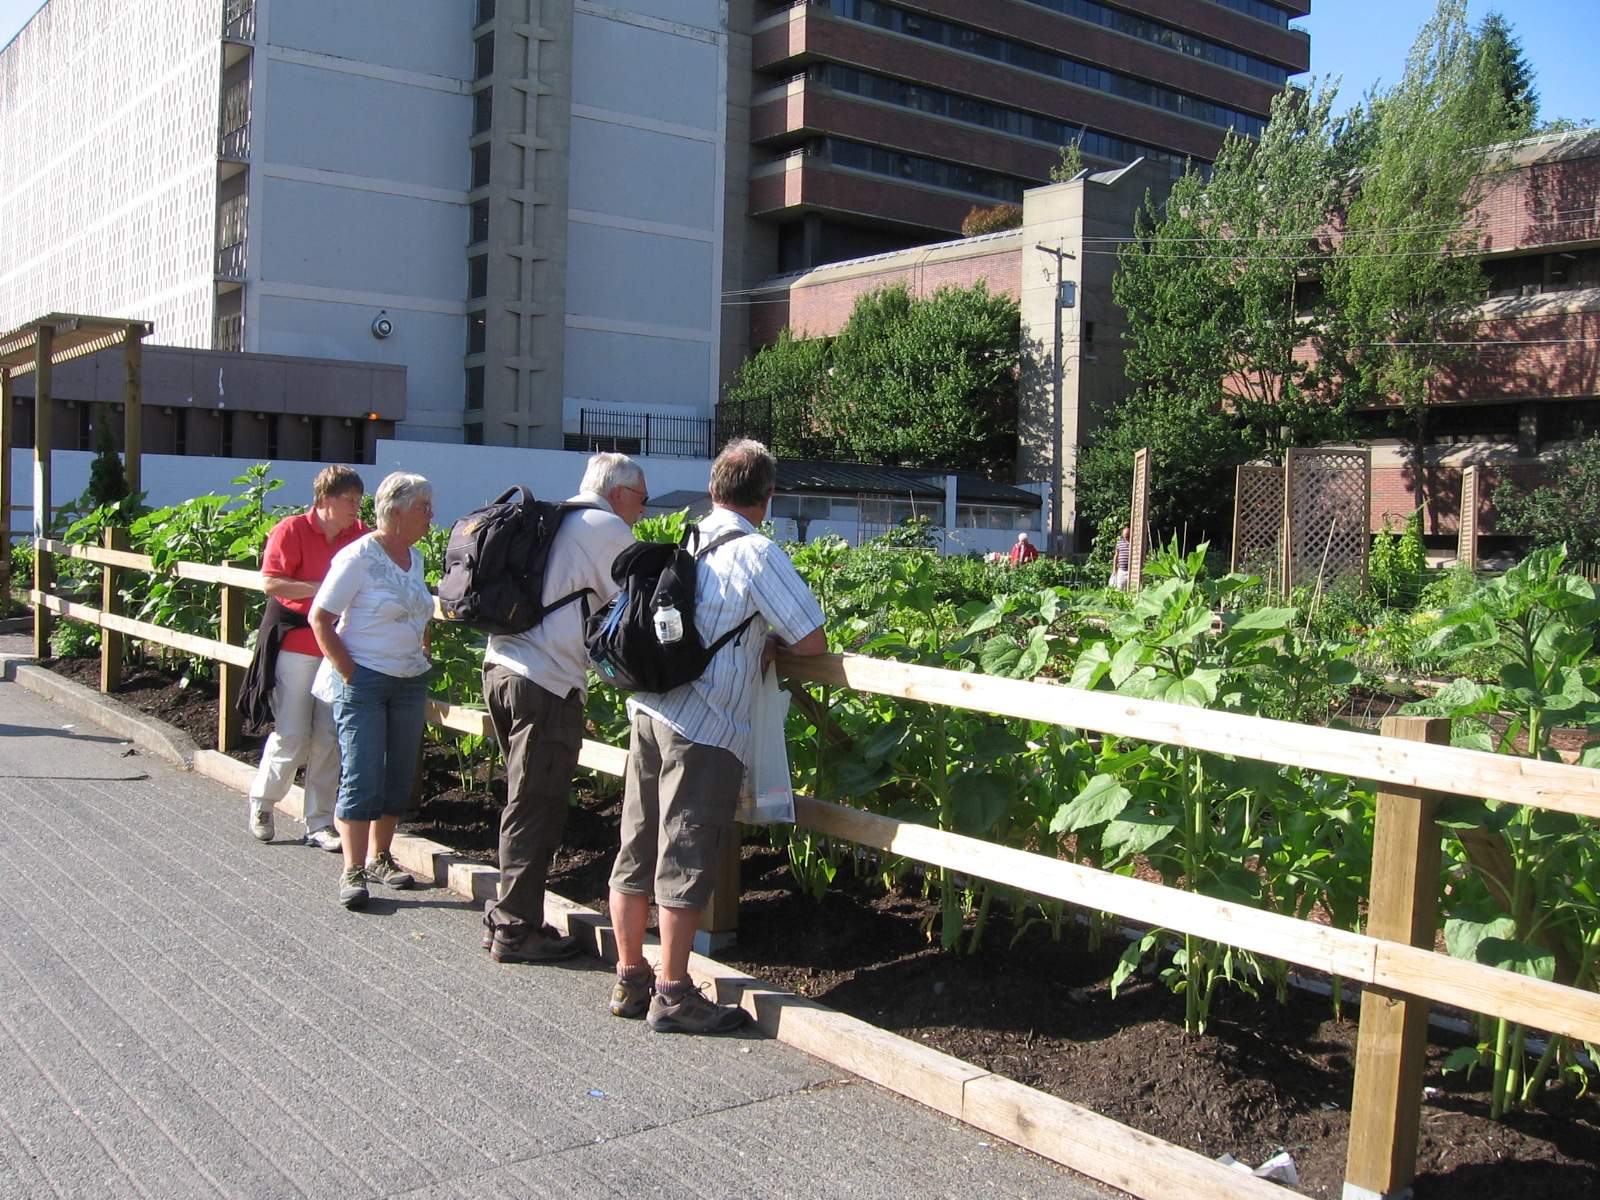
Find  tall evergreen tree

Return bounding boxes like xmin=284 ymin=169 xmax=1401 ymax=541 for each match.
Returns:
xmin=1474 ymin=11 xmax=1539 ymax=139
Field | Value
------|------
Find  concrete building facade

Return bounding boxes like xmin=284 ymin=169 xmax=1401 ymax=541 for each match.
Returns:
xmin=1 ymin=0 xmax=1312 ymax=456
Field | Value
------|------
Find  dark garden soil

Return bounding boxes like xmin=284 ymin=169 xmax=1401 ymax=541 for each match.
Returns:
xmin=41 ymin=653 xmax=1600 ymax=1199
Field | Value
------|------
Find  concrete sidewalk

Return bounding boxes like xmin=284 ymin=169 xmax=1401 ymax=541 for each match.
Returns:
xmin=0 ymin=677 xmax=1114 ymax=1200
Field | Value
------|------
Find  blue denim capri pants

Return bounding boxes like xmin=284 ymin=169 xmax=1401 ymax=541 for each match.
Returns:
xmin=331 ymin=664 xmax=429 ymax=822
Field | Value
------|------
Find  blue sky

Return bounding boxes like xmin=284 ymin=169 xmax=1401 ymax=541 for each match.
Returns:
xmin=0 ymin=0 xmax=1593 ymax=129
xmin=1299 ymin=1 xmax=1594 ymax=126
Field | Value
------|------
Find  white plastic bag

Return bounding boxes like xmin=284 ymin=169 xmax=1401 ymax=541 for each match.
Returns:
xmin=738 ymin=670 xmax=794 ymax=825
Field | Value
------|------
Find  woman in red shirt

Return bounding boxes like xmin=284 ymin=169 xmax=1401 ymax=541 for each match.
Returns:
xmin=247 ymin=465 xmax=368 ymax=848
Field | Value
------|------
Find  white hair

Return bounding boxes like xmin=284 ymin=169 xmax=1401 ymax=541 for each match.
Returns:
xmin=580 ymin=452 xmax=643 ymax=497
xmin=374 ymin=472 xmax=432 ymax=527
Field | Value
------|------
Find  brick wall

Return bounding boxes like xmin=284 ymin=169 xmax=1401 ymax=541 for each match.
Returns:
xmin=751 ymin=242 xmax=1023 ymax=344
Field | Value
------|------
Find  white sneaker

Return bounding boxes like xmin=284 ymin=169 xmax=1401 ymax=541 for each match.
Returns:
xmin=249 ymin=801 xmax=274 ymax=842
xmin=305 ymin=827 xmax=342 ymax=853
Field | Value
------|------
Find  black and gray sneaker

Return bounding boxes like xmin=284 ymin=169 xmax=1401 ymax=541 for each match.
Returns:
xmin=611 ymin=966 xmax=655 ymax=1018
xmin=646 ymin=981 xmax=749 ymax=1035
xmin=364 ymin=852 xmax=413 ymax=889
xmin=338 ymin=866 xmax=369 ymax=910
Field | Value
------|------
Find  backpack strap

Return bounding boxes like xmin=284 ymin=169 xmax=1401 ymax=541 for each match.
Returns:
xmin=528 ymin=499 xmax=605 ymax=622
xmin=691 ymin=526 xmax=756 ymax=657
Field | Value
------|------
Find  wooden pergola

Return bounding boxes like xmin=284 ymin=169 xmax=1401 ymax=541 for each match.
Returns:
xmin=0 ymin=313 xmax=153 ymax=655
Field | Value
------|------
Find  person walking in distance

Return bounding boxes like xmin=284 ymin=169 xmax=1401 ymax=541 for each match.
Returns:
xmin=1110 ymin=526 xmax=1132 ymax=591
xmin=1008 ymin=530 xmax=1039 ymax=565
xmin=608 ymin=439 xmax=826 ymax=1034
xmin=247 ymin=465 xmax=367 ymax=849
xmin=480 ymin=453 xmax=648 ymax=962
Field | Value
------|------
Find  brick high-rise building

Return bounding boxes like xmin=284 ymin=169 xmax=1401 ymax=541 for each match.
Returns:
xmin=742 ymin=0 xmax=1310 ymax=273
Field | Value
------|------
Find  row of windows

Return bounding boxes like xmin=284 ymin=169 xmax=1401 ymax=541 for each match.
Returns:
xmin=1015 ymin=0 xmax=1291 ymax=84
xmin=822 ymin=64 xmax=1189 ymax=175
xmin=11 ymin=404 xmax=368 ymax=462
xmin=1204 ymin=0 xmax=1292 ymax=30
xmin=823 ymin=137 xmax=1026 ymax=202
xmin=824 ymin=0 xmax=1266 ymax=138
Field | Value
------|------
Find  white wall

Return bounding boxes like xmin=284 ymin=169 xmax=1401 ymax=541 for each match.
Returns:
xmin=18 ymin=444 xmax=1032 ymax=561
xmin=248 ymin=0 xmax=475 ymax=441
xmin=563 ymin=3 xmax=725 ymax=418
xmin=0 ymin=0 xmax=219 ymax=344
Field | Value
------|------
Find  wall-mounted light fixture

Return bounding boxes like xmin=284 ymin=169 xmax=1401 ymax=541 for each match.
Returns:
xmin=371 ymin=311 xmax=393 ymax=339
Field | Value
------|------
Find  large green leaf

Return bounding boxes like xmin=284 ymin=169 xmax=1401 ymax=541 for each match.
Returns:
xmin=1102 ymin=810 xmax=1178 ymax=860
xmin=1050 ymin=773 xmax=1133 ymax=833
xmin=1475 ymin=937 xmax=1556 ymax=982
xmin=948 ymin=770 xmax=1014 ymax=837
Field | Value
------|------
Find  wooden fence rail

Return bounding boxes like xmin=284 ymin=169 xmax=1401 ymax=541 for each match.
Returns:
xmin=25 ymin=534 xmax=1600 ymax=1200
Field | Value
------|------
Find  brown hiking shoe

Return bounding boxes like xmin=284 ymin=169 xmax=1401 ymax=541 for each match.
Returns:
xmin=646 ymin=982 xmax=749 ymax=1035
xmin=611 ymin=966 xmax=655 ymax=1018
xmin=490 ymin=925 xmax=582 ymax=964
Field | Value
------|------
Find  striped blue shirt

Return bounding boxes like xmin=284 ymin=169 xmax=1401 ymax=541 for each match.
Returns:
xmin=630 ymin=508 xmax=825 ymax=759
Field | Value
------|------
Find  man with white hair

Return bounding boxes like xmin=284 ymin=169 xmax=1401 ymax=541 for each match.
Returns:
xmin=1008 ymin=530 xmax=1039 ymax=565
xmin=479 ymin=452 xmax=649 ymax=962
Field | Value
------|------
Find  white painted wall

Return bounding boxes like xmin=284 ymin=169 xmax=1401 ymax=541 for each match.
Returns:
xmin=563 ymin=3 xmax=725 ymax=418
xmin=248 ymin=0 xmax=475 ymax=441
xmin=17 ymin=443 xmax=1034 ymax=560
xmin=0 ymin=0 xmax=218 ymax=344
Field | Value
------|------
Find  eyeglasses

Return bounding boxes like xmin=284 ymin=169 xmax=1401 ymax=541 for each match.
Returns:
xmin=622 ymin=485 xmax=649 ymax=505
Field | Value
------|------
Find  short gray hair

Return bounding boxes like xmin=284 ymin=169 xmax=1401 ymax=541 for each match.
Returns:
xmin=374 ymin=472 xmax=432 ymax=527
xmin=580 ymin=452 xmax=643 ymax=497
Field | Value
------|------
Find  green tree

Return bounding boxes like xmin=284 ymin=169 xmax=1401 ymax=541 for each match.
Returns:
xmin=1474 ymin=11 xmax=1539 ymax=139
xmin=1490 ymin=427 xmax=1600 ymax=562
xmin=724 ymin=282 xmax=1021 ymax=476
xmin=85 ymin=405 xmax=130 ymax=512
xmin=1081 ymin=79 xmax=1360 ymax=541
xmin=1325 ymin=0 xmax=1503 ymax=509
xmin=1049 ymin=137 xmax=1086 ymax=182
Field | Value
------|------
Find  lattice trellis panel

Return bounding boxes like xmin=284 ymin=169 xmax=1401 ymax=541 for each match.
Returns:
xmin=1457 ymin=464 xmax=1480 ymax=569
xmin=1283 ymin=448 xmax=1370 ymax=591
xmin=1232 ymin=464 xmax=1284 ymax=587
xmin=1128 ymin=447 xmax=1150 ymax=591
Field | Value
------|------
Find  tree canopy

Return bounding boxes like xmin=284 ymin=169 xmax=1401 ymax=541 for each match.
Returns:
xmin=1079 ymin=0 xmax=1540 ymax=545
xmin=724 ymin=281 xmax=1021 ymax=477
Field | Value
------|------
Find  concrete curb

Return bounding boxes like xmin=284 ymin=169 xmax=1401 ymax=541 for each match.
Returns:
xmin=3 ymin=655 xmax=201 ymax=769
xmin=8 ymin=659 xmax=1281 ymax=1200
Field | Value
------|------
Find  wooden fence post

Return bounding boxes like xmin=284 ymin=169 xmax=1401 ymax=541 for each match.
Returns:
xmin=32 ymin=324 xmax=53 ymax=661
xmin=100 ymin=528 xmax=126 ymax=693
xmin=699 ymin=828 xmax=742 ymax=950
xmin=217 ymin=559 xmax=246 ymax=752
xmin=1343 ymin=714 xmax=1451 ymax=1200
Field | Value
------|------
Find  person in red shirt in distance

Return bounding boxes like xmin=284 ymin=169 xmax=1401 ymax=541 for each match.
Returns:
xmin=248 ymin=465 xmax=368 ymax=848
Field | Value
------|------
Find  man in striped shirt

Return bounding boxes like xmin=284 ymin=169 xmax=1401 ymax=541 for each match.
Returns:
xmin=608 ymin=439 xmax=826 ymax=1035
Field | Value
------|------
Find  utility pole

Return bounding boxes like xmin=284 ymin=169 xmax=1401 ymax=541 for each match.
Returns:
xmin=1035 ymin=243 xmax=1076 ymax=551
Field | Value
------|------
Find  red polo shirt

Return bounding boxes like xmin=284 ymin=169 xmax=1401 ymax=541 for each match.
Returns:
xmin=261 ymin=510 xmax=369 ymax=656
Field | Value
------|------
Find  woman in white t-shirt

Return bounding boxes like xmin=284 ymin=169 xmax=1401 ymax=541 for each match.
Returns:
xmin=310 ymin=472 xmax=435 ymax=911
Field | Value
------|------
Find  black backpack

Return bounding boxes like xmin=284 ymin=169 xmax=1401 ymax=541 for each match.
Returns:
xmin=436 ymin=487 xmax=593 ymax=636
xmin=586 ymin=524 xmax=756 ymax=693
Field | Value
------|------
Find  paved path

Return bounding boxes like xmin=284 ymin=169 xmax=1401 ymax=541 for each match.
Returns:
xmin=0 ymin=677 xmax=1114 ymax=1200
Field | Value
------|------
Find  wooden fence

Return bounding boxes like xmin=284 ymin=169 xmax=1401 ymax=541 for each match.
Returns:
xmin=27 ymin=534 xmax=1600 ymax=1200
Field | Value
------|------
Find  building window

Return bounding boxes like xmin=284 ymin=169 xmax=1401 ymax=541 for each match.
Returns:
xmin=352 ymin=418 xmax=367 ymax=463
xmin=174 ymin=409 xmax=188 ymax=456
xmin=471 ymin=143 xmax=491 ymax=190
xmin=309 ymin=415 xmax=322 ymax=462
xmin=474 ymin=33 xmax=494 ymax=80
xmin=472 ymin=88 xmax=492 ymax=135
xmin=77 ymin=404 xmax=93 ymax=451
xmin=469 ymin=199 xmax=490 ymax=244
xmin=220 ymin=410 xmax=235 ymax=457
xmin=476 ymin=0 xmax=495 ymax=26
xmin=467 ymin=311 xmax=487 ymax=355
xmin=264 ymin=413 xmax=279 ymax=459
xmin=468 ymin=255 xmax=488 ymax=299
xmin=464 ymin=421 xmax=484 ymax=445
xmin=465 ymin=365 xmax=485 ymax=410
